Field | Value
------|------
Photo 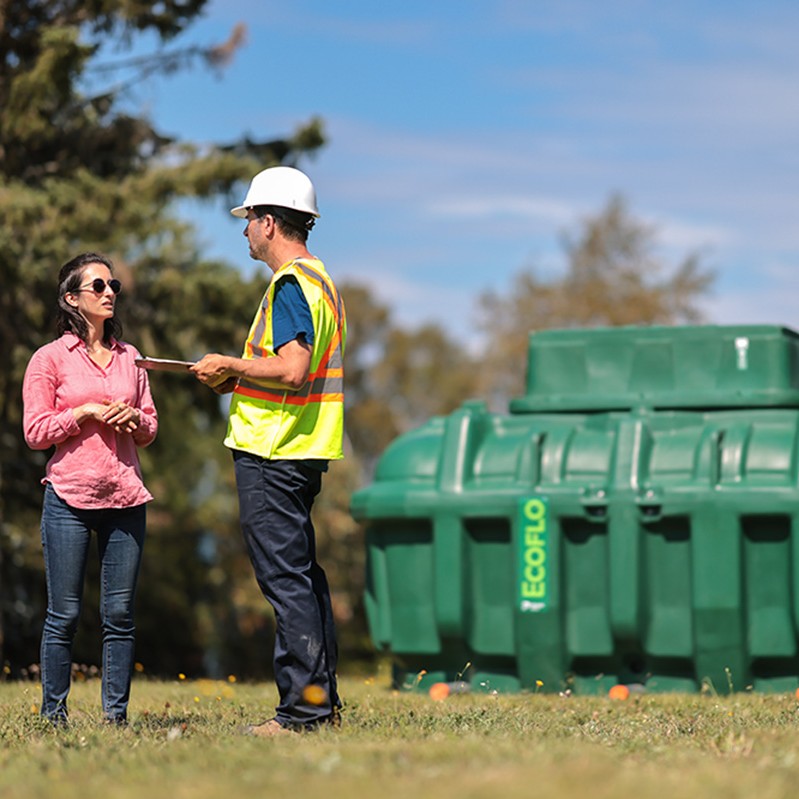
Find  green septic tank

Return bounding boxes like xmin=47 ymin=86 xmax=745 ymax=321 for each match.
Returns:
xmin=350 ymin=325 xmax=799 ymax=695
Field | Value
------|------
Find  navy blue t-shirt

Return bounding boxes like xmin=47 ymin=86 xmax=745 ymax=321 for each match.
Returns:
xmin=271 ymin=276 xmax=327 ymax=472
xmin=272 ymin=276 xmax=315 ymax=350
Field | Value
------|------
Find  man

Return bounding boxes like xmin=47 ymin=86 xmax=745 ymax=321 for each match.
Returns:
xmin=191 ymin=166 xmax=346 ymax=737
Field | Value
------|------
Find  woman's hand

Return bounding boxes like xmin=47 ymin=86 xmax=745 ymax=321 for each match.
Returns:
xmin=74 ymin=401 xmax=140 ymax=433
xmin=73 ymin=402 xmax=109 ymax=425
xmin=102 ymin=401 xmax=141 ymax=433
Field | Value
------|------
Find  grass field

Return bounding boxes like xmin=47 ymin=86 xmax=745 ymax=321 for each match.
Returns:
xmin=3 ymin=670 xmax=799 ymax=799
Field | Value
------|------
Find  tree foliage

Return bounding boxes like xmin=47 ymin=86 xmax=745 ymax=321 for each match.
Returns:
xmin=0 ymin=0 xmax=325 ymax=676
xmin=478 ymin=194 xmax=715 ymax=403
xmin=340 ymin=282 xmax=481 ymax=475
xmin=0 ymin=2 xmax=718 ymax=679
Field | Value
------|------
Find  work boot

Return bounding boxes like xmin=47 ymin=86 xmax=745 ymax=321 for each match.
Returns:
xmin=243 ymin=719 xmax=294 ymax=738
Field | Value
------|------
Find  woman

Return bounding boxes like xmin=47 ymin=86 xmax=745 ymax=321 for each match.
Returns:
xmin=22 ymin=252 xmax=158 ymax=726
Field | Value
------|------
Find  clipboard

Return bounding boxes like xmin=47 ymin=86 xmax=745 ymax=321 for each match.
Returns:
xmin=134 ymin=357 xmax=195 ymax=373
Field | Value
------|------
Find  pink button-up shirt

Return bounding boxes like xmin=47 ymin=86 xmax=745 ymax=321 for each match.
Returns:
xmin=23 ymin=332 xmax=158 ymax=509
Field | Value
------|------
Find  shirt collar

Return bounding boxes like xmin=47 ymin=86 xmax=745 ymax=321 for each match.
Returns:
xmin=62 ymin=331 xmax=122 ymax=352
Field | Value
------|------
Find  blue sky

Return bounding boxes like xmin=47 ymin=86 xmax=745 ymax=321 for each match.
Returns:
xmin=127 ymin=0 xmax=799 ymax=343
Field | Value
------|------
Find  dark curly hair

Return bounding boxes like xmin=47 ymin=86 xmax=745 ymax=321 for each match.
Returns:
xmin=56 ymin=252 xmax=123 ymax=344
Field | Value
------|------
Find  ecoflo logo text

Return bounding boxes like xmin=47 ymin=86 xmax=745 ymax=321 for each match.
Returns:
xmin=519 ymin=497 xmax=548 ymax=613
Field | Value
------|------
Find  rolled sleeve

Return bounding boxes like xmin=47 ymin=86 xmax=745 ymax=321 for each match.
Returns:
xmin=22 ymin=334 xmax=158 ymax=508
xmin=23 ymin=350 xmax=81 ymax=449
xmin=132 ymin=355 xmax=158 ymax=447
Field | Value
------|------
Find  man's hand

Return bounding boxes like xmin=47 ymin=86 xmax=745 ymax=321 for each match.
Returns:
xmin=191 ymin=354 xmax=233 ymax=388
xmin=190 ymin=340 xmax=311 ymax=392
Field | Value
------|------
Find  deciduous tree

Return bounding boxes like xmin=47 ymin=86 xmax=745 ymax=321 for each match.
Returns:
xmin=478 ymin=194 xmax=715 ymax=404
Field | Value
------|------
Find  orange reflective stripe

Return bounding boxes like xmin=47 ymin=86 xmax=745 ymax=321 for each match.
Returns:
xmin=314 ymin=332 xmax=341 ymax=373
xmin=295 ymin=262 xmax=340 ymax=312
xmin=226 ymin=257 xmax=346 ymax=460
xmin=237 ymin=373 xmax=344 ymax=400
xmin=234 ymin=385 xmax=343 ymax=405
xmin=295 ymin=260 xmax=346 ymax=333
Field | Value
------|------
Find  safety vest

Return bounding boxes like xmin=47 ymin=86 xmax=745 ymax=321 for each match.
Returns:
xmin=224 ymin=257 xmax=346 ymax=460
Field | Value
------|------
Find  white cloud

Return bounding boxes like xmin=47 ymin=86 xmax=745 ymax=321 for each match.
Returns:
xmin=703 ymin=289 xmax=798 ymax=329
xmin=702 ymin=255 xmax=799 ymax=328
xmin=648 ymin=216 xmax=735 ymax=253
xmin=428 ymin=195 xmax=576 ymax=226
xmin=182 ymin=2 xmax=799 ymax=346
xmin=339 ymin=257 xmax=478 ymax=340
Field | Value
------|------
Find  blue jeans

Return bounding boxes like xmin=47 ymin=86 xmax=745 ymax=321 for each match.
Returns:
xmin=40 ymin=484 xmax=146 ymax=723
xmin=233 ymin=451 xmax=340 ymax=728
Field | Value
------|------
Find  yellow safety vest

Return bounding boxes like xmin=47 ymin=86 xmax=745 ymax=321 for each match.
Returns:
xmin=224 ymin=258 xmax=346 ymax=460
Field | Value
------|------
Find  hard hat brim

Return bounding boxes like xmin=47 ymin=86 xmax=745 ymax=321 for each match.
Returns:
xmin=230 ymin=204 xmax=320 ymax=219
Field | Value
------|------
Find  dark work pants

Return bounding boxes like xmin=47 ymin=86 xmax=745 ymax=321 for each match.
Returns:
xmin=232 ymin=450 xmax=340 ymax=727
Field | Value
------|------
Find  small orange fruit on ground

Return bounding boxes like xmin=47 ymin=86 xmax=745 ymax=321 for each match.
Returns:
xmin=429 ymin=682 xmax=451 ymax=701
xmin=608 ymin=684 xmax=630 ymax=700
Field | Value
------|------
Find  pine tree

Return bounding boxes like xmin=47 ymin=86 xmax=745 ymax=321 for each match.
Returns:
xmin=0 ymin=0 xmax=324 ymax=673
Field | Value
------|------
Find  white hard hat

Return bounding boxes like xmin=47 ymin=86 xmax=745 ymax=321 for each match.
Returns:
xmin=230 ymin=166 xmax=320 ymax=218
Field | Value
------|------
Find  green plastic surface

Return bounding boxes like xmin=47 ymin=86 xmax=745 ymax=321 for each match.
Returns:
xmin=352 ymin=326 xmax=799 ymax=694
xmin=511 ymin=324 xmax=799 ymax=412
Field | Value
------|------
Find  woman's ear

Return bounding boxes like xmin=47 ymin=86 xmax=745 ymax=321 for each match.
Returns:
xmin=64 ymin=292 xmax=79 ymax=308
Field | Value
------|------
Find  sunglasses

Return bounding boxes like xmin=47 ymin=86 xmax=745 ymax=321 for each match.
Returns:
xmin=76 ymin=278 xmax=122 ymax=295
